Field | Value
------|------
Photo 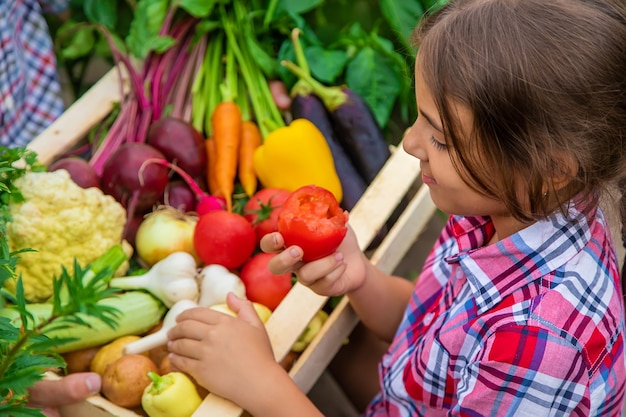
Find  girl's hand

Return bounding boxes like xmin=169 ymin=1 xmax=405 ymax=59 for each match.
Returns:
xmin=260 ymin=226 xmax=369 ymax=297
xmin=167 ymin=293 xmax=282 ymax=406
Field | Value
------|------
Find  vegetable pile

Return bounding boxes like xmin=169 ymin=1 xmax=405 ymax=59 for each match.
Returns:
xmin=2 ymin=0 xmax=448 ymax=415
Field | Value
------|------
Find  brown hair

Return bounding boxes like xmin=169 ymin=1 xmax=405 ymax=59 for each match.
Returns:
xmin=413 ymin=0 xmax=626 ymax=222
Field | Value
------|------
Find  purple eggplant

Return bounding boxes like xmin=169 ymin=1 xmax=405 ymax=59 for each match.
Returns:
xmin=291 ymin=93 xmax=368 ymax=210
xmin=327 ymin=88 xmax=391 ymax=184
xmin=283 ymin=60 xmax=391 ymax=184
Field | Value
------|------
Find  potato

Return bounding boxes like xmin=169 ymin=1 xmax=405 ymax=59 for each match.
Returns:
xmin=101 ymin=354 xmax=158 ymax=408
xmin=90 ymin=335 xmax=145 ymax=376
xmin=158 ymin=354 xmax=175 ymax=375
xmin=62 ymin=346 xmax=101 ymax=373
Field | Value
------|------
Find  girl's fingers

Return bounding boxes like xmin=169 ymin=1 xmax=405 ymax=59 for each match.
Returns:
xmin=267 ymin=245 xmax=304 ymax=275
xmin=176 ymin=306 xmax=226 ymax=325
xmin=259 ymin=232 xmax=285 ymax=253
xmin=226 ymin=293 xmax=264 ymax=327
xmin=168 ymin=353 xmax=201 ymax=377
xmin=297 ymin=252 xmax=346 ymax=288
xmin=169 ymin=312 xmax=226 ymax=343
xmin=167 ymin=338 xmax=205 ymax=360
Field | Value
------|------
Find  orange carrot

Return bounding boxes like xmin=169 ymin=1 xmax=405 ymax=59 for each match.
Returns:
xmin=205 ymin=136 xmax=220 ymax=197
xmin=238 ymin=120 xmax=262 ymax=196
xmin=211 ymin=101 xmax=242 ymax=210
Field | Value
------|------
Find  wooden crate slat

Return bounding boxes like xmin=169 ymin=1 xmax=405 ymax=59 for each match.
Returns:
xmin=28 ymin=66 xmax=128 ymax=165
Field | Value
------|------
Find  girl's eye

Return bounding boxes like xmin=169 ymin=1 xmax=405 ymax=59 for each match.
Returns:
xmin=429 ymin=135 xmax=447 ymax=151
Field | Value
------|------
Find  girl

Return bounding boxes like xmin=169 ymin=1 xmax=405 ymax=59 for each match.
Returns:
xmin=167 ymin=0 xmax=626 ymax=415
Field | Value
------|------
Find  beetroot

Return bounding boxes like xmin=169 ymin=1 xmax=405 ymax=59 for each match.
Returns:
xmin=146 ymin=117 xmax=207 ymax=179
xmin=100 ymin=143 xmax=170 ymax=214
xmin=48 ymin=157 xmax=100 ymax=189
xmin=124 ymin=212 xmax=145 ymax=247
xmin=162 ymin=180 xmax=196 ymax=212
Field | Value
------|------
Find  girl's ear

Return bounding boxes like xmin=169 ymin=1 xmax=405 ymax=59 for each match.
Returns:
xmin=545 ymin=150 xmax=578 ymax=193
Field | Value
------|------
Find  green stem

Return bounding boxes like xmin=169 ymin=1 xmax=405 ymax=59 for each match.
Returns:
xmin=205 ymin=32 xmax=223 ymax=137
xmin=219 ymin=33 xmax=238 ymax=104
xmin=281 ymin=60 xmax=348 ymax=111
xmin=191 ymin=43 xmax=209 ymax=133
xmin=291 ymin=28 xmax=309 ymax=76
xmin=238 ymin=76 xmax=251 ymax=122
xmin=263 ymin=0 xmax=279 ymax=28
xmin=0 ymin=311 xmax=59 ymax=380
xmin=223 ymin=3 xmax=284 ymax=137
xmin=290 ymin=28 xmax=313 ymax=97
xmin=57 ymin=244 xmax=127 ymax=305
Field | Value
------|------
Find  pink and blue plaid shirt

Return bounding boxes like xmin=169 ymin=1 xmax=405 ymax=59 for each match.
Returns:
xmin=0 ymin=0 xmax=67 ymax=148
xmin=366 ymin=201 xmax=626 ymax=416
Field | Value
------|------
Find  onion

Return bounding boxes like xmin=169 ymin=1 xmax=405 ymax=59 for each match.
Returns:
xmin=135 ymin=206 xmax=200 ymax=266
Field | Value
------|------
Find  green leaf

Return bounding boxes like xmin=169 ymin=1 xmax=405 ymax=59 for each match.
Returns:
xmin=179 ymin=0 xmax=219 ymax=18
xmin=274 ymin=0 xmax=322 ymax=18
xmin=0 ymin=405 xmax=45 ymax=417
xmin=241 ymin=15 xmax=279 ymax=79
xmin=83 ymin=0 xmax=118 ymax=30
xmin=60 ymin=27 xmax=96 ymax=60
xmin=379 ymin=0 xmax=424 ymax=49
xmin=422 ymin=0 xmax=450 ymax=12
xmin=346 ymin=47 xmax=402 ymax=128
xmin=125 ymin=0 xmax=170 ymax=58
xmin=306 ymin=46 xmax=348 ymax=85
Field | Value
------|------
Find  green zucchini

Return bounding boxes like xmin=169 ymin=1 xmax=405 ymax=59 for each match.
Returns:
xmin=0 ymin=291 xmax=166 ymax=353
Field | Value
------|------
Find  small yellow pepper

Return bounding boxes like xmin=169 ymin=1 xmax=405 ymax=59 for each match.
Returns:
xmin=141 ymin=371 xmax=203 ymax=417
xmin=291 ymin=310 xmax=329 ymax=352
xmin=253 ymin=118 xmax=343 ymax=202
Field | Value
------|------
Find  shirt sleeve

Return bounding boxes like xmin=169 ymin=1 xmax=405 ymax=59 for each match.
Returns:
xmin=453 ymin=324 xmax=592 ymax=416
xmin=38 ymin=0 xmax=70 ymax=15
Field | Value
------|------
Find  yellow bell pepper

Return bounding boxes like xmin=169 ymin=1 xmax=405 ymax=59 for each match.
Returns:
xmin=253 ymin=118 xmax=343 ymax=202
xmin=141 ymin=371 xmax=203 ymax=417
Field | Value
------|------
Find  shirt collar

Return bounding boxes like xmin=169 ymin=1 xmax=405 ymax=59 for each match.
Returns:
xmin=445 ymin=203 xmax=596 ymax=314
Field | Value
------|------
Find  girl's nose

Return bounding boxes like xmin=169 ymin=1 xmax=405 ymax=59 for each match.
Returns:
xmin=402 ymin=123 xmax=427 ymax=162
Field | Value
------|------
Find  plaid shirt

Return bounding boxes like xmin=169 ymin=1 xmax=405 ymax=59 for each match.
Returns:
xmin=0 ymin=0 xmax=67 ymax=148
xmin=366 ymin=202 xmax=626 ymax=416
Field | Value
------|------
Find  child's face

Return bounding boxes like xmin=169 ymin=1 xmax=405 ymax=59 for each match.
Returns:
xmin=403 ymin=66 xmax=510 ymax=218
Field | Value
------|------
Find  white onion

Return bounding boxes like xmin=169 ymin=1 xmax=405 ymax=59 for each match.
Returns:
xmin=135 ymin=205 xmax=200 ymax=266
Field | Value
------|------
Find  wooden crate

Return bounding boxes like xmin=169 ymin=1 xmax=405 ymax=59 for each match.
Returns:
xmin=30 ymin=66 xmax=437 ymax=417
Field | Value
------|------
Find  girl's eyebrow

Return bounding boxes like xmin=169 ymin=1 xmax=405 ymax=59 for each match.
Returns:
xmin=419 ymin=109 xmax=443 ymax=133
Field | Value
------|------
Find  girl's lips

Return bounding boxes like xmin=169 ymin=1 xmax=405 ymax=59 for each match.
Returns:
xmin=422 ymin=172 xmax=436 ymax=185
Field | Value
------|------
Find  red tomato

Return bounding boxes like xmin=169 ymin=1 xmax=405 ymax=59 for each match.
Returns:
xmin=239 ymin=252 xmax=293 ymax=311
xmin=244 ymin=188 xmax=292 ymax=243
xmin=194 ymin=211 xmax=256 ymax=269
xmin=277 ymin=185 xmax=349 ymax=262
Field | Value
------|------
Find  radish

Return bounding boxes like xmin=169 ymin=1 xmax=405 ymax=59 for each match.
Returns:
xmin=140 ymin=158 xmax=225 ymax=215
xmin=100 ymin=143 xmax=170 ymax=216
xmin=146 ymin=117 xmax=207 ymax=179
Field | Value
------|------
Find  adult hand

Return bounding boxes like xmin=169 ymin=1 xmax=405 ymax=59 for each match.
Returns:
xmin=27 ymin=372 xmax=101 ymax=417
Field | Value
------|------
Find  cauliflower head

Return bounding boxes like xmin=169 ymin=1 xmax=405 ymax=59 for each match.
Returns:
xmin=5 ymin=169 xmax=128 ymax=302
